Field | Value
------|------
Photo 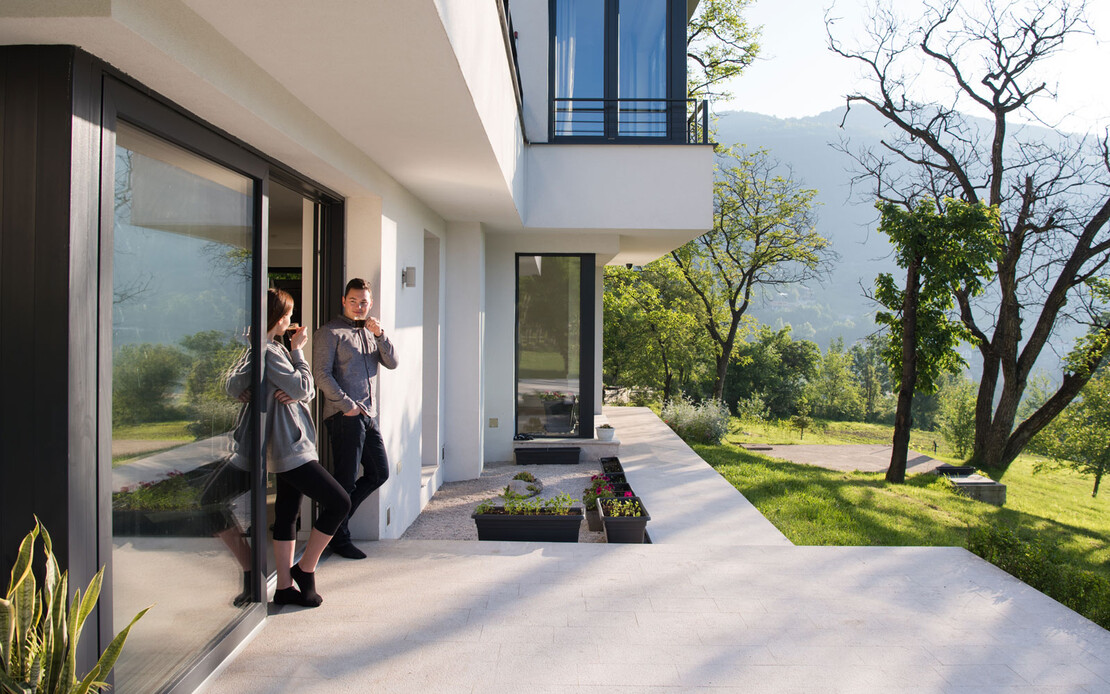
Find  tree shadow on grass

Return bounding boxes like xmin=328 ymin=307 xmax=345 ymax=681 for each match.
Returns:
xmin=693 ymin=443 xmax=1110 ymax=579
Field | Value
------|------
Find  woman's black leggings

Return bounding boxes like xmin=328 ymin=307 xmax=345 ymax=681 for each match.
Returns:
xmin=273 ymin=461 xmax=351 ymax=541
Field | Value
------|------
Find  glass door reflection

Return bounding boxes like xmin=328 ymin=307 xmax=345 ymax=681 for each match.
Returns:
xmin=110 ymin=121 xmax=256 ymax=693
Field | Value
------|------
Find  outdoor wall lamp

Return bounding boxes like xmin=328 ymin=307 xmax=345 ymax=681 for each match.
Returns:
xmin=401 ymin=266 xmax=417 ymax=288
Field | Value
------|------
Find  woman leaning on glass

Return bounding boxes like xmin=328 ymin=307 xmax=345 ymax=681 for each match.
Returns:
xmin=226 ymin=288 xmax=350 ymax=607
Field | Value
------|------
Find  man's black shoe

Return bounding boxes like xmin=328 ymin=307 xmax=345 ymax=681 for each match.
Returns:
xmin=329 ymin=541 xmax=366 ymax=560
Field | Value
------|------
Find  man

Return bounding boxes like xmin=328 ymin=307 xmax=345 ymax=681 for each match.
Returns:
xmin=313 ymin=278 xmax=398 ymax=559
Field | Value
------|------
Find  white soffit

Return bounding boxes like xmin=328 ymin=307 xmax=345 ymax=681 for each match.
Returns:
xmin=0 ymin=0 xmax=523 ymax=226
xmin=179 ymin=0 xmax=523 ymax=226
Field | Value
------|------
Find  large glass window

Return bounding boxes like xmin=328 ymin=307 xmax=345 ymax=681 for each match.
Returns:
xmin=516 ymin=255 xmax=594 ymax=437
xmin=110 ymin=122 xmax=255 ymax=693
xmin=552 ymin=0 xmax=673 ymax=140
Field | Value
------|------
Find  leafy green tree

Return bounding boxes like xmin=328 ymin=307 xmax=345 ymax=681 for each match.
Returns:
xmin=672 ymin=147 xmax=832 ymax=401
xmin=112 ymin=343 xmax=189 ymax=425
xmin=807 ymin=337 xmax=863 ymax=421
xmin=603 ymin=263 xmax=710 ymax=402
xmin=938 ymin=377 xmax=977 ymax=459
xmin=874 ymin=198 xmax=1001 ymax=482
xmin=829 ymin=0 xmax=1110 ymax=472
xmin=848 ymin=334 xmax=893 ymax=422
xmin=180 ymin=330 xmax=248 ymax=438
xmin=726 ymin=325 xmax=820 ymax=419
xmin=687 ymin=0 xmax=761 ymax=100
xmin=1034 ymin=367 xmax=1110 ymax=497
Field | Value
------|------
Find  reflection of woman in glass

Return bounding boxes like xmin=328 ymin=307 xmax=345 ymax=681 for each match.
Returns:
xmin=227 ymin=288 xmax=350 ymax=607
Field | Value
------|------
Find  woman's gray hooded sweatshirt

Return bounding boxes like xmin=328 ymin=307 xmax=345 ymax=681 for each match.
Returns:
xmin=226 ymin=341 xmax=318 ymax=473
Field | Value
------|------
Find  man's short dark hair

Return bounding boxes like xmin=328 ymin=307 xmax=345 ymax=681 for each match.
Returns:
xmin=344 ymin=278 xmax=372 ymax=298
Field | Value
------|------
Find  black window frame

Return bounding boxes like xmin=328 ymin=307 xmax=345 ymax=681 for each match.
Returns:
xmin=547 ymin=0 xmax=688 ymax=143
xmin=514 ymin=253 xmax=596 ymax=439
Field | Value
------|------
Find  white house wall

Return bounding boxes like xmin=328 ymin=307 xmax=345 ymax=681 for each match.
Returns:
xmin=484 ymin=232 xmax=619 ymax=464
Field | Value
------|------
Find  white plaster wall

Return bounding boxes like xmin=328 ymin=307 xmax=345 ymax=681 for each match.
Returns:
xmin=443 ymin=222 xmax=487 ymax=482
xmin=432 ymin=0 xmax=526 ymax=209
xmin=509 ymin=0 xmax=550 ymax=143
xmin=484 ymin=234 xmax=618 ymax=463
xmin=525 ymin=144 xmax=715 ymax=231
xmin=345 ymin=196 xmax=446 ymax=540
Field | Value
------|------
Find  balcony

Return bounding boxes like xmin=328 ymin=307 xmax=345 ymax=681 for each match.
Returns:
xmin=551 ymin=97 xmax=711 ymax=144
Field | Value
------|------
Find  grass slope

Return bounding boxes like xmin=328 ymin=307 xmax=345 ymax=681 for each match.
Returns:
xmin=697 ymin=418 xmax=1110 ymax=582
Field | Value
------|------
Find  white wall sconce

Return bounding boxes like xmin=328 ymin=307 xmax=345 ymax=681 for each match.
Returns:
xmin=401 ymin=266 xmax=417 ymax=288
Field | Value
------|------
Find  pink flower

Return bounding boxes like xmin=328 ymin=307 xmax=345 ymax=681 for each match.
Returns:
xmin=120 ymin=486 xmax=130 ymax=493
xmin=624 ymin=491 xmax=633 ymax=497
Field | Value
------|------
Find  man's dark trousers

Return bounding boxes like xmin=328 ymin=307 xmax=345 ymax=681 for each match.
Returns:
xmin=325 ymin=412 xmax=390 ymax=545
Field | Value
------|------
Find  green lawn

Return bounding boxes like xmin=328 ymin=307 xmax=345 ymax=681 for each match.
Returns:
xmin=111 ymin=420 xmax=194 ymax=466
xmin=694 ymin=421 xmax=1110 ymax=582
xmin=112 ymin=420 xmax=194 ymax=441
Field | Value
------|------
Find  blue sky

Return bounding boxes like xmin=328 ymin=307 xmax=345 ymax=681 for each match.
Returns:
xmin=720 ymin=0 xmax=1109 ymax=134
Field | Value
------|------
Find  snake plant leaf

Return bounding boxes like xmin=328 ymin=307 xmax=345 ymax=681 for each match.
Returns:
xmin=70 ymin=663 xmax=103 ymax=694
xmin=74 ymin=570 xmax=103 ymax=639
xmin=6 ymin=523 xmax=37 ymax=600
xmin=1 ymin=596 xmax=12 ymax=675
xmin=27 ymin=650 xmax=43 ymax=690
xmin=90 ymin=606 xmax=150 ymax=685
xmin=45 ymin=573 xmax=68 ymax=694
xmin=0 ymin=666 xmax=32 ymax=694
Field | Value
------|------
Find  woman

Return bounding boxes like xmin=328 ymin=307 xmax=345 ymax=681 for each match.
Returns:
xmin=228 ymin=288 xmax=350 ymax=607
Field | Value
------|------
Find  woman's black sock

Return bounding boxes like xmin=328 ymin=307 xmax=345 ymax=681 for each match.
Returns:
xmin=290 ymin=563 xmax=323 ymax=606
xmin=273 ymin=586 xmax=304 ymax=605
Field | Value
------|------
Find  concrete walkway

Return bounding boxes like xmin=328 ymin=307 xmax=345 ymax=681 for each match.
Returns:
xmin=748 ymin=443 xmax=943 ymax=475
xmin=201 ymin=408 xmax=1110 ymax=693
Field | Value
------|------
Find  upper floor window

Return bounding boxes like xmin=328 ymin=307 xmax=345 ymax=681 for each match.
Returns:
xmin=551 ymin=0 xmax=689 ymax=142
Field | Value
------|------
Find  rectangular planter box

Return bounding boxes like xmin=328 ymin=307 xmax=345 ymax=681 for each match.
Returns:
xmin=600 ymin=457 xmax=623 ymax=474
xmin=472 ymin=508 xmax=584 ymax=542
xmin=515 ymin=446 xmax=581 ymax=465
xmin=597 ymin=496 xmax=651 ymax=544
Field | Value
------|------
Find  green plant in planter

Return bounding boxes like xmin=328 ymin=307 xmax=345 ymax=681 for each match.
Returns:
xmin=512 ymin=471 xmax=537 ymax=483
xmin=475 ymin=493 xmax=576 ymax=516
xmin=600 ymin=497 xmax=645 ymax=517
xmin=1 ymin=518 xmax=149 ymax=694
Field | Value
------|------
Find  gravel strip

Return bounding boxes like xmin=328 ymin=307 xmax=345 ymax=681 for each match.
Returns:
xmin=401 ymin=460 xmax=606 ymax=542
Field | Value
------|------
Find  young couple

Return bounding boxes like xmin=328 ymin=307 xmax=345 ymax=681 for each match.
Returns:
xmin=229 ymin=278 xmax=397 ymax=608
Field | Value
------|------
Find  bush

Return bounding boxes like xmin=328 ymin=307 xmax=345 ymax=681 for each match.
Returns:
xmin=967 ymin=524 xmax=1110 ymax=630
xmin=661 ymin=396 xmax=729 ymax=444
xmin=735 ymin=392 xmax=769 ymax=423
xmin=113 ymin=343 xmax=190 ymax=425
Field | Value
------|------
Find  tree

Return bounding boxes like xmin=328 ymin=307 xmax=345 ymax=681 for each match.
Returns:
xmin=828 ymin=0 xmax=1110 ymax=473
xmin=938 ymin=377 xmax=978 ymax=458
xmin=1034 ymin=366 xmax=1110 ymax=497
xmin=672 ymin=147 xmax=833 ymax=401
xmin=873 ymin=198 xmax=1001 ymax=482
xmin=848 ymin=333 xmax=893 ymax=421
xmin=603 ymin=263 xmax=710 ymax=402
xmin=808 ymin=337 xmax=863 ymax=420
xmin=112 ymin=343 xmax=189 ymax=425
xmin=687 ymin=0 xmax=761 ymax=101
xmin=727 ymin=324 xmax=821 ymax=419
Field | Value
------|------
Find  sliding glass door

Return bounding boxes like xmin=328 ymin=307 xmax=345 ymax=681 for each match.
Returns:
xmin=109 ymin=120 xmax=258 ymax=693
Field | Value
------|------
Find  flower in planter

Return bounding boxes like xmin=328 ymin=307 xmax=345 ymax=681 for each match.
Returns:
xmin=537 ymin=390 xmax=570 ymax=401
xmin=582 ymin=474 xmax=616 ymax=507
xmin=597 ymin=424 xmax=613 ymax=429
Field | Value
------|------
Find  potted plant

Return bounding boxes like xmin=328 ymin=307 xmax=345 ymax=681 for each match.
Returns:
xmin=597 ymin=495 xmax=651 ymax=543
xmin=2 ymin=518 xmax=148 ymax=693
xmin=581 ymin=474 xmax=615 ymax=531
xmin=472 ymin=492 xmax=583 ymax=542
xmin=595 ymin=424 xmax=615 ymax=441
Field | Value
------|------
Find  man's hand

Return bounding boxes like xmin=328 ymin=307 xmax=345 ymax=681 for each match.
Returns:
xmin=365 ymin=316 xmax=383 ymax=337
xmin=344 ymin=406 xmax=363 ymax=416
xmin=275 ymin=389 xmax=297 ymax=405
xmin=237 ymin=388 xmax=251 ymax=404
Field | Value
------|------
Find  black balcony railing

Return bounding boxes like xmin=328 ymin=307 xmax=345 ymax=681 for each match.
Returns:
xmin=552 ymin=98 xmax=710 ymax=144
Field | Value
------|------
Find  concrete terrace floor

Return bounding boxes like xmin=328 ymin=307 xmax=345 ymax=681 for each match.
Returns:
xmin=201 ymin=407 xmax=1110 ymax=693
